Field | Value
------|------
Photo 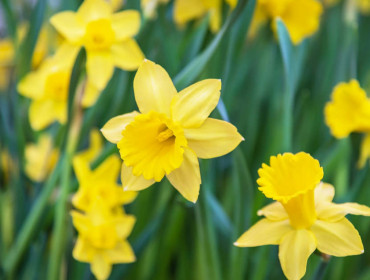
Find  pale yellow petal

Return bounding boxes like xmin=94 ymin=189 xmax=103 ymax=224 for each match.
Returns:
xmin=91 ymin=254 xmax=112 ymax=280
xmin=111 ymin=39 xmax=144 ymax=71
xmin=184 ymin=118 xmax=243 ymax=159
xmin=121 ymin=163 xmax=155 ymax=191
xmin=316 ymin=201 xmax=370 ymax=222
xmin=234 ymin=219 xmax=292 ymax=247
xmin=173 ymin=0 xmax=207 ymax=26
xmin=101 ymin=111 xmax=139 ymax=143
xmin=133 ymin=59 xmax=177 ymax=116
xmin=311 ymin=219 xmax=364 ymax=256
xmin=257 ymin=201 xmax=288 ymax=221
xmin=314 ymin=182 xmax=335 ymax=204
xmin=358 ymin=133 xmax=370 ymax=168
xmin=50 ymin=12 xmax=85 ymax=43
xmin=278 ymin=229 xmax=316 ymax=280
xmin=82 ymin=81 xmax=101 ymax=108
xmin=78 ymin=0 xmax=112 ymax=23
xmin=106 ymin=240 xmax=136 ymax=263
xmin=171 ymin=79 xmax=221 ymax=128
xmin=29 ymin=100 xmax=60 ymax=130
xmin=86 ymin=51 xmax=115 ymax=90
xmin=111 ymin=11 xmax=141 ymax=41
xmin=166 ymin=148 xmax=201 ymax=203
xmin=17 ymin=72 xmax=45 ymax=100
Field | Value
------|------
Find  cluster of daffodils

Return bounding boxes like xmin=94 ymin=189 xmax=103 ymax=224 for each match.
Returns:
xmin=71 ymin=130 xmax=137 ymax=280
xmin=101 ymin=59 xmax=243 ymax=202
xmin=325 ymin=80 xmax=370 ymax=168
xmin=235 ymin=152 xmax=370 ymax=280
xmin=250 ymin=0 xmax=323 ymax=44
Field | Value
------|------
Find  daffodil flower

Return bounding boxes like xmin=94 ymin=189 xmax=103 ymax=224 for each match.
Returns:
xmin=174 ymin=0 xmax=237 ymax=33
xmin=235 ymin=152 xmax=370 ymax=280
xmin=50 ymin=0 xmax=144 ymax=99
xmin=24 ymin=134 xmax=59 ymax=182
xmin=18 ymin=44 xmax=79 ymax=130
xmin=101 ymin=60 xmax=243 ymax=203
xmin=250 ymin=0 xmax=323 ymax=44
xmin=71 ymin=202 xmax=136 ymax=280
xmin=325 ymin=79 xmax=370 ymax=168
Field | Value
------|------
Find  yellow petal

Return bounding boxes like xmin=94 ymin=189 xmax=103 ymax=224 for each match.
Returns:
xmin=101 ymin=111 xmax=139 ymax=143
xmin=86 ymin=51 xmax=115 ymax=90
xmin=171 ymin=79 xmax=221 ymax=128
xmin=118 ymin=190 xmax=138 ymax=205
xmin=91 ymin=254 xmax=112 ymax=280
xmin=234 ymin=219 xmax=292 ymax=247
xmin=111 ymin=11 xmax=141 ymax=41
xmin=78 ymin=0 xmax=112 ymax=23
xmin=316 ymin=201 xmax=370 ymax=222
xmin=71 ymin=210 xmax=91 ymax=234
xmin=111 ymin=39 xmax=144 ymax=71
xmin=173 ymin=0 xmax=207 ymax=26
xmin=93 ymin=154 xmax=121 ymax=181
xmin=184 ymin=118 xmax=243 ymax=159
xmin=314 ymin=182 xmax=335 ymax=204
xmin=50 ymin=12 xmax=85 ymax=43
xmin=358 ymin=133 xmax=370 ymax=168
xmin=105 ymin=240 xmax=136 ymax=263
xmin=311 ymin=219 xmax=364 ymax=256
xmin=73 ymin=156 xmax=92 ymax=182
xmin=75 ymin=128 xmax=103 ymax=163
xmin=121 ymin=163 xmax=155 ymax=191
xmin=225 ymin=0 xmax=237 ymax=9
xmin=29 ymin=100 xmax=65 ymax=130
xmin=278 ymin=229 xmax=316 ymax=280
xmin=115 ymin=214 xmax=136 ymax=239
xmin=72 ymin=237 xmax=95 ymax=262
xmin=133 ymin=60 xmax=177 ymax=116
xmin=82 ymin=81 xmax=101 ymax=107
xmin=257 ymin=202 xmax=288 ymax=221
xmin=209 ymin=6 xmax=221 ymax=33
xmin=166 ymin=148 xmax=201 ymax=203
xmin=17 ymin=72 xmax=45 ymax=100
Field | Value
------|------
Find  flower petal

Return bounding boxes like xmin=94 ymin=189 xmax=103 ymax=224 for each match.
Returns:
xmin=111 ymin=39 xmax=144 ymax=71
xmin=166 ymin=148 xmax=201 ymax=203
xmin=29 ymin=100 xmax=64 ymax=130
xmin=173 ymin=0 xmax=207 ymax=27
xmin=105 ymin=240 xmax=136 ymax=263
xmin=111 ymin=10 xmax=141 ymax=41
xmin=86 ymin=51 xmax=115 ymax=90
xmin=133 ymin=59 xmax=177 ymax=116
xmin=101 ymin=111 xmax=139 ymax=143
xmin=311 ymin=218 xmax=364 ymax=256
xmin=234 ymin=219 xmax=292 ymax=247
xmin=91 ymin=254 xmax=112 ymax=280
xmin=73 ymin=156 xmax=92 ymax=182
xmin=115 ymin=214 xmax=136 ymax=239
xmin=279 ymin=229 xmax=316 ymax=280
xmin=72 ymin=237 xmax=95 ymax=262
xmin=171 ymin=79 xmax=221 ymax=128
xmin=257 ymin=202 xmax=288 ymax=221
xmin=314 ymin=182 xmax=335 ymax=204
xmin=17 ymin=72 xmax=45 ymax=100
xmin=50 ymin=12 xmax=85 ymax=43
xmin=121 ymin=163 xmax=155 ymax=191
xmin=184 ymin=118 xmax=243 ymax=159
xmin=78 ymin=0 xmax=112 ymax=22
xmin=93 ymin=155 xmax=121 ymax=181
xmin=316 ymin=202 xmax=370 ymax=222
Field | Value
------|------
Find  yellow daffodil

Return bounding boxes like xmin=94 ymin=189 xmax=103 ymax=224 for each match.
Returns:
xmin=141 ymin=0 xmax=169 ymax=19
xmin=18 ymin=44 xmax=79 ymax=130
xmin=324 ymin=79 xmax=370 ymax=167
xmin=174 ymin=0 xmax=237 ymax=33
xmin=101 ymin=59 xmax=243 ymax=202
xmin=235 ymin=152 xmax=370 ymax=280
xmin=25 ymin=134 xmax=59 ymax=182
xmin=71 ymin=201 xmax=136 ymax=280
xmin=73 ymin=154 xmax=137 ymax=212
xmin=250 ymin=0 xmax=323 ymax=44
xmin=50 ymin=0 xmax=145 ymax=94
xmin=0 ymin=38 xmax=14 ymax=91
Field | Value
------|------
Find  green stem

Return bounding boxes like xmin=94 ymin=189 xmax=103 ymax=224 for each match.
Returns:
xmin=313 ymin=259 xmax=330 ymax=280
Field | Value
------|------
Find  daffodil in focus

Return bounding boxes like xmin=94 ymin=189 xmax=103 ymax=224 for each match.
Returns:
xmin=101 ymin=59 xmax=243 ymax=203
xmin=50 ymin=0 xmax=145 ymax=96
xmin=25 ymin=134 xmax=59 ymax=182
xmin=18 ymin=44 xmax=78 ymax=130
xmin=141 ymin=0 xmax=169 ymax=19
xmin=174 ymin=0 xmax=237 ymax=33
xmin=71 ymin=202 xmax=136 ymax=280
xmin=250 ymin=0 xmax=323 ymax=44
xmin=235 ymin=152 xmax=370 ymax=280
xmin=325 ymin=79 xmax=370 ymax=168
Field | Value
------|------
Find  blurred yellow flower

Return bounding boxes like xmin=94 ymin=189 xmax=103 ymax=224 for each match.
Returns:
xmin=74 ymin=129 xmax=103 ymax=163
xmin=0 ymin=38 xmax=14 ymax=91
xmin=101 ymin=59 xmax=243 ymax=202
xmin=174 ymin=0 xmax=237 ymax=33
xmin=71 ymin=202 xmax=136 ymax=280
xmin=50 ymin=0 xmax=145 ymax=94
xmin=141 ymin=0 xmax=169 ymax=19
xmin=18 ymin=44 xmax=79 ymax=130
xmin=235 ymin=152 xmax=370 ymax=280
xmin=324 ymin=79 xmax=370 ymax=167
xmin=25 ymin=134 xmax=59 ymax=182
xmin=250 ymin=0 xmax=323 ymax=44
xmin=73 ymin=154 xmax=137 ymax=212
xmin=357 ymin=0 xmax=370 ymax=14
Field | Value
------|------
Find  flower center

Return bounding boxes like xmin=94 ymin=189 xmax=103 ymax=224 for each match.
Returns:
xmin=118 ymin=111 xmax=187 ymax=182
xmin=44 ymin=71 xmax=70 ymax=102
xmin=84 ymin=19 xmax=115 ymax=51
